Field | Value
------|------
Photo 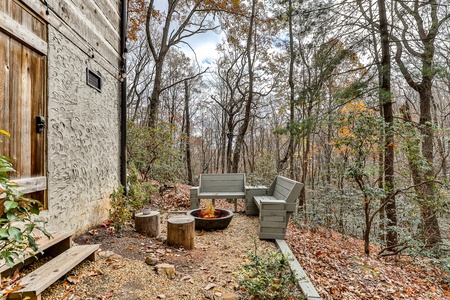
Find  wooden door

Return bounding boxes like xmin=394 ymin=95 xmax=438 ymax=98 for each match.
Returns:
xmin=0 ymin=0 xmax=47 ymax=206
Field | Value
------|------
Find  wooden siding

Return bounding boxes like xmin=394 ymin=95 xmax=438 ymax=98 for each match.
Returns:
xmin=0 ymin=33 xmax=46 ymax=179
xmin=0 ymin=0 xmax=47 ymax=201
xmin=18 ymin=0 xmax=121 ymax=77
xmin=0 ymin=10 xmax=47 ymax=54
xmin=0 ymin=0 xmax=47 ymax=41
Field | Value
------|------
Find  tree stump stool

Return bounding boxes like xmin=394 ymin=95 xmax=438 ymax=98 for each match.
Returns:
xmin=167 ymin=215 xmax=195 ymax=250
xmin=135 ymin=211 xmax=160 ymax=237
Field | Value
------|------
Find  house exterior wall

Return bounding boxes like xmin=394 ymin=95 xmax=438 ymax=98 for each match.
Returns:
xmin=42 ymin=27 xmax=120 ymax=232
xmin=24 ymin=0 xmax=123 ymax=233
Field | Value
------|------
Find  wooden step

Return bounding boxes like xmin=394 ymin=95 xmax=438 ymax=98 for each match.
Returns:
xmin=9 ymin=244 xmax=100 ymax=300
xmin=0 ymin=230 xmax=74 ymax=280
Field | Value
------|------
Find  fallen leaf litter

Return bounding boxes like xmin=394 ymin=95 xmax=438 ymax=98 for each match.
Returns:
xmin=37 ymin=200 xmax=276 ymax=299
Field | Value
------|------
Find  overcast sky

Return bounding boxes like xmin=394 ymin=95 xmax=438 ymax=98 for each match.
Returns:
xmin=181 ymin=29 xmax=222 ymax=65
xmin=153 ymin=1 xmax=222 ymax=65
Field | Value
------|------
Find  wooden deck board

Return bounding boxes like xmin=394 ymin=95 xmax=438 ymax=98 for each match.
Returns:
xmin=9 ymin=244 xmax=99 ymax=299
xmin=276 ymin=239 xmax=322 ymax=299
xmin=0 ymin=230 xmax=74 ymax=278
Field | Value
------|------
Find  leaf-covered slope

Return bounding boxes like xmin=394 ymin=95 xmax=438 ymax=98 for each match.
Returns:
xmin=286 ymin=223 xmax=449 ymax=299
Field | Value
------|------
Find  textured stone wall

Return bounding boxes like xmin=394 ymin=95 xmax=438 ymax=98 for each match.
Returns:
xmin=41 ymin=26 xmax=120 ymax=233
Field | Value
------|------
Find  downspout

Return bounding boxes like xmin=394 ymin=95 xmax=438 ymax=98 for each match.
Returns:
xmin=120 ymin=0 xmax=128 ymax=194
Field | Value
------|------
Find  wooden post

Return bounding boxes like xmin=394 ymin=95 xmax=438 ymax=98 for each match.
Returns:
xmin=167 ymin=215 xmax=195 ymax=250
xmin=135 ymin=211 xmax=160 ymax=237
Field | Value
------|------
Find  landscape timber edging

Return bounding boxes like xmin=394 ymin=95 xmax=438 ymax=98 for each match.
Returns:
xmin=275 ymin=239 xmax=322 ymax=300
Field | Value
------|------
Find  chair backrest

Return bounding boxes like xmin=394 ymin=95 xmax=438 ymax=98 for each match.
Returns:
xmin=199 ymin=173 xmax=246 ymax=193
xmin=268 ymin=176 xmax=304 ymax=211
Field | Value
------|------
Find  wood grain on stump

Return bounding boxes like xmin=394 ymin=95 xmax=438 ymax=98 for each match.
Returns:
xmin=135 ymin=211 xmax=160 ymax=237
xmin=167 ymin=215 xmax=195 ymax=250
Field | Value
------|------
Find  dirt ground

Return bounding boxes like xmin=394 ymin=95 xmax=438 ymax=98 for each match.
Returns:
xmin=36 ymin=200 xmax=279 ymax=300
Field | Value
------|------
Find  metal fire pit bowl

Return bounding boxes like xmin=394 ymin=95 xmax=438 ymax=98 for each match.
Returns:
xmin=187 ymin=209 xmax=234 ymax=231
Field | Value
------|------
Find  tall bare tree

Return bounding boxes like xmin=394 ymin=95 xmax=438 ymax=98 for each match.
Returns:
xmin=231 ymin=0 xmax=258 ymax=173
xmin=378 ymin=0 xmax=398 ymax=250
xmin=184 ymin=80 xmax=193 ymax=185
xmin=392 ymin=0 xmax=450 ymax=246
xmin=145 ymin=0 xmax=221 ymax=127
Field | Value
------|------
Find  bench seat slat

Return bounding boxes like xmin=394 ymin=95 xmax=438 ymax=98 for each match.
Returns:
xmin=260 ymin=220 xmax=288 ymax=228
xmin=260 ymin=210 xmax=287 ymax=217
xmin=198 ymin=192 xmax=245 ymax=199
xmin=202 ymin=181 xmax=244 ymax=189
xmin=199 ymin=174 xmax=245 ymax=181
xmin=253 ymin=195 xmax=286 ymax=209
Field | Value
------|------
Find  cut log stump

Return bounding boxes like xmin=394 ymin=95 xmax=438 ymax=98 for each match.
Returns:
xmin=167 ymin=215 xmax=195 ymax=250
xmin=135 ymin=211 xmax=160 ymax=237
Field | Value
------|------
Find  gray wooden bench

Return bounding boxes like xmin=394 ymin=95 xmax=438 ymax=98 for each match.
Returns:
xmin=253 ymin=176 xmax=303 ymax=240
xmin=190 ymin=173 xmax=246 ymax=210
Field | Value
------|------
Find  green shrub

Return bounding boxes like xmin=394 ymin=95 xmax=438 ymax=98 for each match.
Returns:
xmin=127 ymin=163 xmax=156 ymax=211
xmin=108 ymin=185 xmax=131 ymax=232
xmin=108 ymin=167 xmax=157 ymax=232
xmin=236 ymin=245 xmax=304 ymax=299
xmin=0 ymin=130 xmax=50 ymax=271
xmin=247 ymin=151 xmax=278 ymax=186
xmin=127 ymin=122 xmax=183 ymax=184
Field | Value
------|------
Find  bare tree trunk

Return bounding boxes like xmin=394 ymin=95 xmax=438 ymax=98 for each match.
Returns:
xmin=392 ymin=0 xmax=443 ymax=246
xmin=324 ymin=88 xmax=333 ymax=185
xmin=220 ymin=112 xmax=227 ymax=173
xmin=278 ymin=0 xmax=295 ymax=176
xmin=248 ymin=119 xmax=255 ymax=173
xmin=145 ymin=0 xmax=213 ymax=128
xmin=226 ymin=117 xmax=234 ymax=173
xmin=378 ymin=0 xmax=398 ymax=249
xmin=298 ymin=135 xmax=310 ymax=208
xmin=400 ymin=104 xmax=442 ymax=246
xmin=231 ymin=0 xmax=257 ymax=173
xmin=184 ymin=81 xmax=193 ymax=185
xmin=146 ymin=3 xmax=168 ymax=127
xmin=433 ymin=99 xmax=448 ymax=181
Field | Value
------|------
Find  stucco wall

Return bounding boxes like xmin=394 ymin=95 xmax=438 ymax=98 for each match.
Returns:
xmin=41 ymin=26 xmax=120 ymax=233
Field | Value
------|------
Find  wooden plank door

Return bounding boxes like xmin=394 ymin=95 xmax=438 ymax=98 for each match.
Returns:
xmin=0 ymin=0 xmax=47 ymax=206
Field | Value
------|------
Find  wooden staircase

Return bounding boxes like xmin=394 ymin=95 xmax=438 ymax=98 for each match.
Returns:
xmin=0 ymin=230 xmax=99 ymax=300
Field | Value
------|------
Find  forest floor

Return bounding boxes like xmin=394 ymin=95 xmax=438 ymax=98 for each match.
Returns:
xmin=3 ymin=183 xmax=450 ymax=299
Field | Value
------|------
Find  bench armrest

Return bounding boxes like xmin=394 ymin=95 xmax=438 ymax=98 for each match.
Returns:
xmin=260 ymin=199 xmax=286 ymax=205
xmin=190 ymin=186 xmax=199 ymax=197
xmin=245 ymin=186 xmax=268 ymax=194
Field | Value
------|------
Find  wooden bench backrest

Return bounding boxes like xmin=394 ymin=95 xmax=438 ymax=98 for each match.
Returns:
xmin=199 ymin=173 xmax=246 ymax=193
xmin=269 ymin=175 xmax=304 ymax=204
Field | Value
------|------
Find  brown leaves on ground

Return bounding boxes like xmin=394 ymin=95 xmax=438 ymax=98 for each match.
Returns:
xmin=286 ymin=222 xmax=450 ymax=300
xmin=40 ymin=211 xmax=271 ymax=299
xmin=149 ymin=181 xmax=191 ymax=211
xmin=0 ymin=269 xmax=27 ymax=298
